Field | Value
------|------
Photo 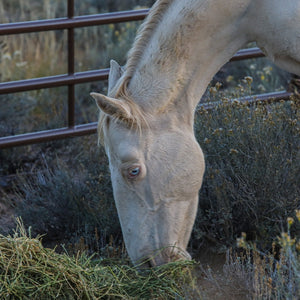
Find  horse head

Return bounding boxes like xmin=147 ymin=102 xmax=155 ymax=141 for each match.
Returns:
xmin=91 ymin=60 xmax=205 ymax=266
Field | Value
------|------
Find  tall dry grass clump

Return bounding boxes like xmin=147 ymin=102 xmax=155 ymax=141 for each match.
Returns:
xmin=0 ymin=0 xmax=67 ymax=82
xmin=235 ymin=212 xmax=300 ymax=299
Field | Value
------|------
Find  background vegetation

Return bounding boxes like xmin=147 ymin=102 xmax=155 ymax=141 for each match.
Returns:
xmin=0 ymin=0 xmax=299 ymax=298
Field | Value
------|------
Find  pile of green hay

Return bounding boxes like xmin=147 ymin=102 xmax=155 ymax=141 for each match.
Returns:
xmin=0 ymin=219 xmax=196 ymax=299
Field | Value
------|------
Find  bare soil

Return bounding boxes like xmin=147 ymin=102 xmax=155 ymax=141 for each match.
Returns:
xmin=193 ymin=250 xmax=252 ymax=299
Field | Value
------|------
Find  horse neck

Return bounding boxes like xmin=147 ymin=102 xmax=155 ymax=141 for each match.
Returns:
xmin=126 ymin=0 xmax=252 ymax=122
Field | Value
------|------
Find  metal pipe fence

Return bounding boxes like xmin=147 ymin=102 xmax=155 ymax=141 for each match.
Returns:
xmin=0 ymin=1 xmax=292 ymax=149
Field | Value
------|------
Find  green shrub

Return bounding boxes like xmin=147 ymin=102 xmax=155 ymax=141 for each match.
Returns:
xmin=215 ymin=56 xmax=291 ymax=95
xmin=12 ymin=140 xmax=119 ymax=253
xmin=193 ymin=97 xmax=300 ymax=251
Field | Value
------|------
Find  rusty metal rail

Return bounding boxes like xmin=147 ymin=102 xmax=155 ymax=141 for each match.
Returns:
xmin=0 ymin=10 xmax=149 ymax=35
xmin=0 ymin=1 xmax=292 ymax=149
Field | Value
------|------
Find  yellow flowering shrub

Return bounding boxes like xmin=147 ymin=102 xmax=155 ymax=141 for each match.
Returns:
xmin=193 ymin=97 xmax=300 ymax=250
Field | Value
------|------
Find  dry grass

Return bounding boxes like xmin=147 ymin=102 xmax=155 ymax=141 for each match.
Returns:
xmin=0 ymin=218 xmax=201 ymax=299
xmin=1 ymin=218 xmax=298 ymax=299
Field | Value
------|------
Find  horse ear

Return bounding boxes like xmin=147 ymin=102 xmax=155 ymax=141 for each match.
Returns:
xmin=108 ymin=60 xmax=124 ymax=94
xmin=90 ymin=92 xmax=132 ymax=120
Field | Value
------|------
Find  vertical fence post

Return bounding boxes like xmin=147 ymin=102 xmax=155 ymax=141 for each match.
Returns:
xmin=68 ymin=0 xmax=75 ymax=127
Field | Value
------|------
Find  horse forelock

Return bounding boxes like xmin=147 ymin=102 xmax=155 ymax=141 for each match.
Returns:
xmin=97 ymin=92 xmax=149 ymax=146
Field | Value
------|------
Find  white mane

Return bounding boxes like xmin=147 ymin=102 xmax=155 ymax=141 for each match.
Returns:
xmin=115 ymin=0 xmax=171 ymax=98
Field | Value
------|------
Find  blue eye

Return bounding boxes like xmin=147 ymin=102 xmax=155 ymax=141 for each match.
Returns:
xmin=128 ymin=166 xmax=141 ymax=179
xmin=129 ymin=167 xmax=140 ymax=176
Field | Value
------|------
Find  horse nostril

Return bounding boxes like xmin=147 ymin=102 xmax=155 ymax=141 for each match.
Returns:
xmin=148 ymin=259 xmax=155 ymax=268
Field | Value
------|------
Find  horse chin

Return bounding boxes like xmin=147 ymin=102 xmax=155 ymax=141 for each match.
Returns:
xmin=135 ymin=246 xmax=192 ymax=269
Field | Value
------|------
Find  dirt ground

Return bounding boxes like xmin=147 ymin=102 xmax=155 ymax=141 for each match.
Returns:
xmin=193 ymin=250 xmax=252 ymax=299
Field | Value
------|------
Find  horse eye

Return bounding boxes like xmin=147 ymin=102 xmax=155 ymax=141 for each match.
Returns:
xmin=128 ymin=167 xmax=140 ymax=178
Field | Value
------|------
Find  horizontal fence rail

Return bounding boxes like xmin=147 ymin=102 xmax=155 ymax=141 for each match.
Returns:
xmin=0 ymin=123 xmax=98 ymax=148
xmin=0 ymin=2 xmax=293 ymax=149
xmin=0 ymin=69 xmax=110 ymax=94
xmin=0 ymin=9 xmax=149 ymax=35
xmin=201 ymin=90 xmax=292 ymax=111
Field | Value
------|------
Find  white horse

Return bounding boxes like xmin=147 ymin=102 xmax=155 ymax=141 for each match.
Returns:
xmin=91 ymin=0 xmax=300 ymax=267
